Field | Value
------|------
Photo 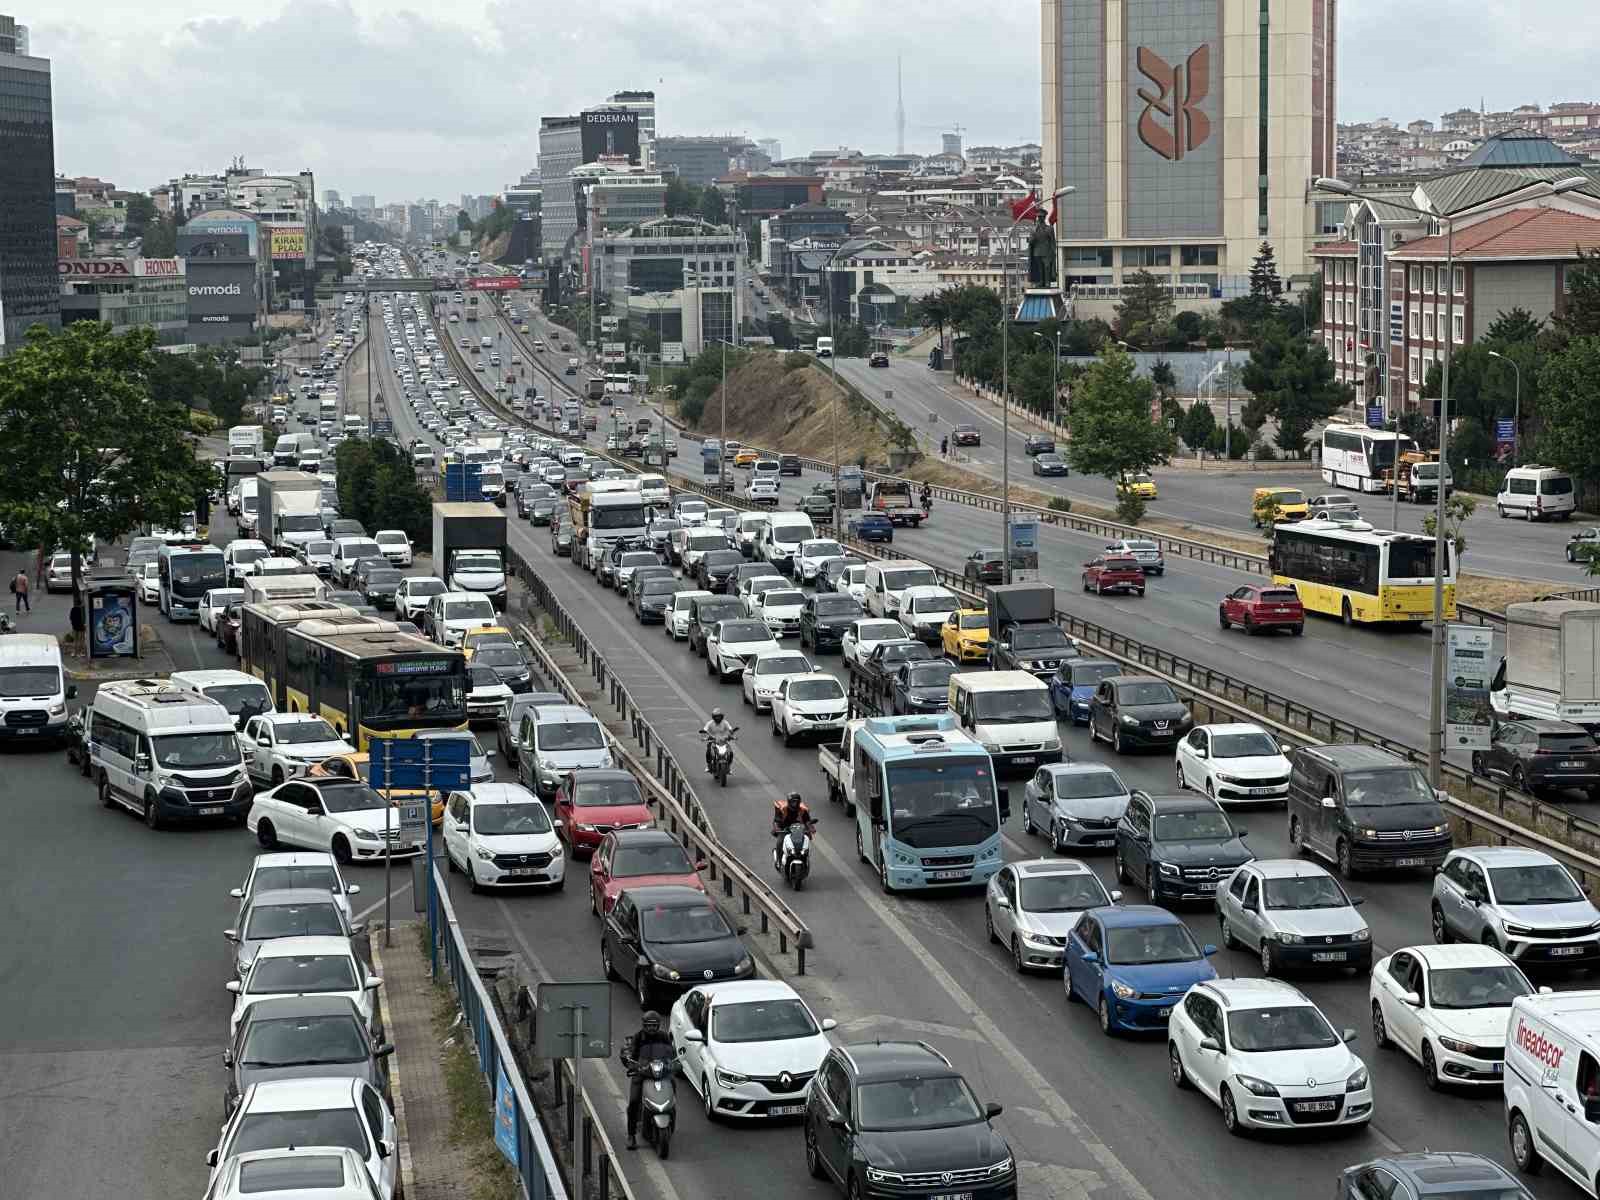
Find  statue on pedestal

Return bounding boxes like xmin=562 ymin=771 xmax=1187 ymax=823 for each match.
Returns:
xmin=1027 ymin=216 xmax=1057 ymax=288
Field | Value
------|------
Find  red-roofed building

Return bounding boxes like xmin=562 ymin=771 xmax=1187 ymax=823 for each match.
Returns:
xmin=56 ymin=213 xmax=87 ymax=258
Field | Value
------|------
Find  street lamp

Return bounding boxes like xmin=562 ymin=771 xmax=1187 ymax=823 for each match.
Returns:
xmin=818 ymin=241 xmax=851 ymax=532
xmin=1316 ymin=172 xmax=1588 ymax=785
xmin=1487 ymin=349 xmax=1521 ymax=467
xmin=1001 ymin=184 xmax=1074 ymax=582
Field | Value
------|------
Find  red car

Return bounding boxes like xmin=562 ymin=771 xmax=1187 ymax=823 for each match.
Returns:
xmin=553 ymin=769 xmax=653 ymax=856
xmin=952 ymin=424 xmax=982 ymax=447
xmin=1219 ymin=584 xmax=1305 ymax=636
xmin=1082 ymin=554 xmax=1145 ymax=596
xmin=589 ymin=828 xmax=706 ymax=916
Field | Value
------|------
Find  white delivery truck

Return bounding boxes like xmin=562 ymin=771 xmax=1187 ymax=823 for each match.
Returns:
xmin=228 ymin=424 xmax=265 ymax=459
xmin=1493 ymin=600 xmax=1600 ymax=730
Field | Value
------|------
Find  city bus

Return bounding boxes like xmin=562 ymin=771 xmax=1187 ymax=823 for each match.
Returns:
xmin=241 ymin=602 xmax=366 ymax=690
xmin=157 ymin=543 xmax=227 ymax=621
xmin=1269 ymin=517 xmax=1455 ymax=625
xmin=1320 ymin=425 xmax=1417 ymax=493
xmin=849 ymin=714 xmax=1006 ymax=893
xmin=604 ymin=372 xmax=631 ymax=396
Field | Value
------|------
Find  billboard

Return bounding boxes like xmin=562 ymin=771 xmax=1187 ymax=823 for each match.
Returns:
xmin=187 ymin=259 xmax=259 ymax=320
xmin=135 ymin=257 xmax=183 ymax=277
xmin=466 ymin=276 xmax=520 ymax=291
xmin=58 ymin=258 xmax=132 ymax=279
xmin=600 ymin=315 xmax=620 ymax=332
xmin=1445 ymin=624 xmax=1495 ymax=750
xmin=270 ymin=226 xmax=307 ymax=260
xmin=581 ymin=108 xmax=641 ymax=164
xmin=661 ymin=341 xmax=685 ymax=364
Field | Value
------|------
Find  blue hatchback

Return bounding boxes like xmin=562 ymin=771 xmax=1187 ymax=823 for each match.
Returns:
xmin=848 ymin=513 xmax=895 ymax=543
xmin=1048 ymin=659 xmax=1123 ymax=724
xmin=1063 ymin=905 xmax=1217 ymax=1035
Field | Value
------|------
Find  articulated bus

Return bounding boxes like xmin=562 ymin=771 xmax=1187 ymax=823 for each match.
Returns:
xmin=241 ymin=602 xmax=367 ymax=691
xmin=1320 ymin=425 xmax=1417 ymax=493
xmin=1269 ymin=517 xmax=1455 ymax=625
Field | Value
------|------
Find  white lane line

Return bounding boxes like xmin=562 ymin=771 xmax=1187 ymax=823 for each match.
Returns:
xmin=354 ymin=879 xmax=413 ymax=923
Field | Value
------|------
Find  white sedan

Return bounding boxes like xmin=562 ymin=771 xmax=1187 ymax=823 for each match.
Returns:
xmin=795 ymin=539 xmax=846 ymax=585
xmin=226 ymin=935 xmax=381 ymax=1039
xmin=742 ymin=650 xmax=815 ymax=712
xmin=738 ymin=575 xmax=788 ymax=617
xmin=207 ymin=1078 xmax=397 ymax=1200
xmin=669 ymin=979 xmax=837 ymax=1120
xmin=770 ymin=673 xmax=849 ymax=746
xmin=705 ymin=619 xmax=782 ymax=683
xmin=247 ymin=774 xmax=421 ymax=863
xmin=1369 ymin=943 xmax=1536 ymax=1089
xmin=199 ymin=587 xmax=245 ymax=633
xmin=841 ymin=618 xmax=910 ymax=668
xmin=834 ymin=565 xmax=867 ymax=605
xmin=1173 ymin=722 xmax=1292 ymax=805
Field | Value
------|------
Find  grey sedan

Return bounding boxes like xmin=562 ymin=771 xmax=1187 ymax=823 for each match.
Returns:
xmin=1215 ymin=859 xmax=1371 ymax=975
xmin=1019 ymin=762 xmax=1131 ymax=852
xmin=225 ymin=887 xmax=361 ymax=979
xmin=224 ymin=994 xmax=393 ymax=1116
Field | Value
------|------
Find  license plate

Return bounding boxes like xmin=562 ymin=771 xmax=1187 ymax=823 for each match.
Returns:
xmin=1012 ymin=756 xmax=1036 ymax=766
xmin=1156 ymin=1007 xmax=1173 ymax=1018
xmin=1298 ymin=1099 xmax=1337 ymax=1113
xmin=1312 ymin=951 xmax=1347 ymax=963
xmin=1196 ymin=881 xmax=1218 ymax=892
xmin=1248 ymin=787 xmax=1279 ymax=795
xmin=506 ymin=868 xmax=544 ymax=877
xmin=1562 ymin=761 xmax=1585 ymax=769
xmin=1093 ymin=837 xmax=1115 ymax=846
xmin=14 ymin=728 xmax=37 ymax=736
xmin=769 ymin=1104 xmax=806 ymax=1116
xmin=1394 ymin=857 xmax=1426 ymax=867
xmin=1551 ymin=945 xmax=1585 ymax=957
xmin=931 ymin=870 xmax=967 ymax=881
xmin=198 ymin=806 xmax=223 ymax=816
xmin=931 ymin=1193 xmax=974 ymax=1200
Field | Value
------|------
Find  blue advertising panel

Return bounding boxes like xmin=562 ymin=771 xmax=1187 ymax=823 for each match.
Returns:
xmin=369 ymin=736 xmax=472 ymax=791
xmin=493 ymin=1060 xmax=520 ymax=1168
xmin=1366 ymin=405 xmax=1385 ymax=429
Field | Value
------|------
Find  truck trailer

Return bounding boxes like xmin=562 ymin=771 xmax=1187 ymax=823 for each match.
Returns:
xmin=432 ymin=502 xmax=509 ymax=610
xmin=256 ymin=471 xmax=325 ymax=556
xmin=1493 ymin=600 xmax=1600 ymax=730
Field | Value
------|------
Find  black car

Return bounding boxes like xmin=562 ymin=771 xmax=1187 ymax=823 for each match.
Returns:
xmin=601 ymin=885 xmax=753 ymax=1007
xmin=328 ymin=518 xmax=367 ymax=541
xmin=1088 ymin=674 xmax=1193 ymax=752
xmin=1472 ymin=719 xmax=1600 ymax=798
xmin=1024 ymin=435 xmax=1055 ymax=456
xmin=892 ymin=659 xmax=956 ymax=714
xmin=355 ymin=563 xmax=403 ymax=609
xmin=326 ymin=588 xmax=380 ymax=617
xmin=551 ymin=517 xmax=574 ymax=556
xmin=868 ymin=351 xmax=890 ymax=368
xmin=697 ymin=549 xmax=745 ymax=593
xmin=778 ymin=454 xmax=803 ymax=477
xmin=634 ymin=578 xmax=684 ymax=624
xmin=805 ymin=1041 xmax=1015 ymax=1200
xmin=1031 ymin=452 xmax=1069 ymax=477
xmin=626 ymin=565 xmax=675 ymax=605
xmin=799 ymin=593 xmax=865 ymax=653
xmin=962 ymin=548 xmax=1006 ymax=586
xmin=1114 ymin=791 xmax=1253 ymax=905
xmin=991 ymin=623 xmax=1078 ymax=677
xmin=472 ymin=641 xmax=535 ymax=693
xmin=687 ymin=596 xmax=746 ymax=656
xmin=225 ymin=995 xmax=392 ymax=1115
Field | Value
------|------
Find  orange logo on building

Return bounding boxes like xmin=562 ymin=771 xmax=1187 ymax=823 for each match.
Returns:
xmin=1136 ymin=45 xmax=1212 ymax=162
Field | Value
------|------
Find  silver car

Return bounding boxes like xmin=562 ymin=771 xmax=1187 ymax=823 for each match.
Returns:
xmin=1019 ymin=763 xmax=1132 ymax=852
xmin=1431 ymin=846 xmax=1600 ymax=966
xmin=225 ymin=888 xmax=360 ymax=979
xmin=985 ymin=859 xmax=1118 ymax=972
xmin=1215 ymin=859 xmax=1371 ymax=976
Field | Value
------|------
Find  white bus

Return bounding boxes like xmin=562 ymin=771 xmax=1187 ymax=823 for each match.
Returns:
xmin=1320 ymin=425 xmax=1416 ymax=493
xmin=604 ymin=372 xmax=631 ymax=395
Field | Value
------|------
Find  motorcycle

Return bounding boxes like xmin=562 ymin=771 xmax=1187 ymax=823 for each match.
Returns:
xmin=702 ymin=728 xmax=739 ymax=787
xmin=629 ymin=1055 xmax=679 ymax=1159
xmin=774 ymin=820 xmax=816 ymax=891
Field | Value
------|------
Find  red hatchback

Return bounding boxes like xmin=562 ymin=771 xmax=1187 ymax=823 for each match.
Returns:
xmin=1082 ymin=554 xmax=1145 ymax=596
xmin=589 ymin=829 xmax=707 ymax=916
xmin=1219 ymin=584 xmax=1305 ymax=636
xmin=554 ymin=769 xmax=654 ymax=856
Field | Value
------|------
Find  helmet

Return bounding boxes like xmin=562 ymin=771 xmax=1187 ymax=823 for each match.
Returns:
xmin=787 ymin=791 xmax=803 ymax=805
xmin=642 ymin=1011 xmax=662 ymax=1031
xmin=711 ymin=707 xmax=724 ymax=722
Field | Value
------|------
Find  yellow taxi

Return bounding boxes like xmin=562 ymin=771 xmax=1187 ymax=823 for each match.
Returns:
xmin=733 ymin=448 xmax=762 ymax=469
xmin=309 ymin=752 xmax=446 ymax=825
xmin=940 ymin=608 xmax=991 ymax=663
xmin=461 ymin=626 xmax=516 ymax=659
xmin=1116 ymin=472 xmax=1159 ymax=500
xmin=1251 ymin=486 xmax=1309 ymax=527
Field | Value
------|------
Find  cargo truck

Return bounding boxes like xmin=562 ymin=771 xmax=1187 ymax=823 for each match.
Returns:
xmin=228 ymin=424 xmax=265 ymax=459
xmin=986 ymin=584 xmax=1077 ymax=677
xmin=568 ymin=480 xmax=647 ymax=571
xmin=1491 ymin=600 xmax=1600 ymax=730
xmin=256 ymin=471 xmax=326 ymax=556
xmin=1383 ymin=451 xmax=1455 ymax=504
xmin=432 ymin=502 xmax=509 ymax=609
xmin=866 ymin=478 xmax=923 ymax=527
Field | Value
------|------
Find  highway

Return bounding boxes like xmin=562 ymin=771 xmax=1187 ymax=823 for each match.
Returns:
xmin=394 ymin=261 xmax=1593 ymax=1200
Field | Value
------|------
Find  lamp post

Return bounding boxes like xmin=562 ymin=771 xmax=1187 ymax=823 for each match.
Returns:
xmin=1317 ymin=173 xmax=1588 ymax=785
xmin=1487 ymin=349 xmax=1521 ymax=467
xmin=1033 ymin=329 xmax=1061 ymax=432
xmin=819 ymin=241 xmax=850 ymax=532
xmin=1001 ymin=185 xmax=1074 ymax=582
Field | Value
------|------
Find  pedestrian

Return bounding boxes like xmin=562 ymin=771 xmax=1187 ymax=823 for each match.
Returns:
xmin=69 ymin=600 xmax=84 ymax=656
xmin=940 ymin=435 xmax=949 ymax=458
xmin=10 ymin=568 xmax=29 ymax=613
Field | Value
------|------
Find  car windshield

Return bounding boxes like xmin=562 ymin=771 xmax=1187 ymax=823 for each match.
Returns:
xmin=239 ymin=1013 xmax=369 ymax=1067
xmin=973 ymin=690 xmax=1053 ymax=722
xmin=0 ymin=665 xmax=62 ymax=698
xmin=1063 ymin=662 xmax=1120 ymax=688
xmin=860 ymin=622 xmax=904 ymax=641
xmin=365 ymin=568 xmax=402 ymax=586
xmin=688 ymin=533 xmax=726 ymax=550
xmin=1226 ymin=1005 xmax=1339 ymax=1053
xmin=1429 ymin=964 xmax=1533 ymax=1009
xmin=541 ymin=721 xmax=603 ymax=751
xmin=573 ymin=776 xmax=640 ymax=806
xmin=1263 ymin=875 xmax=1349 ymax=910
xmin=230 ymin=1109 xmax=368 ymax=1159
xmin=805 ymin=542 xmax=844 ymax=558
xmin=790 ymin=679 xmax=846 ymax=701
xmin=907 ymin=663 xmax=955 ymax=687
xmin=1153 ymin=809 xmax=1234 ymax=841
xmin=1211 ymin=731 xmax=1280 ymax=758
xmin=444 ymin=598 xmax=496 ymax=621
xmin=911 ymin=592 xmax=957 ymax=614
xmin=711 ymin=998 xmax=818 ymax=1044
xmin=304 ymin=541 xmax=334 ymax=557
xmin=1105 ymin=922 xmax=1202 ymax=964
xmin=641 ymin=581 xmax=678 ymax=597
xmin=1051 ymin=770 xmax=1125 ymax=800
xmin=959 ymin=614 xmax=988 ymax=630
xmin=454 ymin=552 xmax=501 ymax=572
xmin=318 ymin=782 xmax=388 ymax=814
xmin=857 ymin=1076 xmax=985 ymax=1131
xmin=1020 ymin=873 xmax=1107 ymax=912
xmin=640 ymin=903 xmax=734 ymax=944
xmin=232 ymin=546 xmax=268 ymax=564
xmin=245 ymin=902 xmax=345 ymax=940
xmin=474 ymin=803 xmax=553 ymax=836
xmin=248 ymin=954 xmax=358 ymax=995
xmin=694 ymin=602 xmax=742 ymax=625
xmin=473 ymin=645 xmax=523 ymax=669
xmin=718 ymin=621 xmax=770 ymax=642
xmin=884 ymin=760 xmax=997 ymax=848
xmin=763 ymin=591 xmax=805 ymax=608
xmin=277 ymin=719 xmax=340 ymax=745
xmin=252 ymin=866 xmax=341 ymax=895
xmin=151 ymin=731 xmax=242 ymax=769
xmin=1012 ymin=628 xmax=1071 ymax=650
xmin=620 ymin=553 xmax=659 ymax=568
xmin=1118 ymin=682 xmax=1179 ymax=705
xmin=376 ymin=532 xmax=406 ymax=545
xmin=612 ymin=843 xmax=694 ymax=877
xmin=756 ymin=656 xmax=811 ymax=676
xmin=1489 ymin=864 xmax=1585 ymax=905
xmin=1342 ymin=767 xmax=1435 ymax=807
xmin=468 ymin=665 xmax=503 ymax=690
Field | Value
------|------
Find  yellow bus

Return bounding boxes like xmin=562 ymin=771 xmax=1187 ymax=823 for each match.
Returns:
xmin=240 ymin=601 xmax=360 ymax=686
xmin=1269 ymin=518 xmax=1455 ymax=626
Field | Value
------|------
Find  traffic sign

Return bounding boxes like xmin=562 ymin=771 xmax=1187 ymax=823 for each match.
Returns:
xmin=372 ymin=419 xmax=393 ymax=435
xmin=1495 ymin=418 xmax=1515 ymax=444
xmin=1366 ymin=405 xmax=1385 ymax=429
xmin=397 ymin=800 xmax=428 ymax=847
xmin=369 ymin=736 xmax=472 ymax=791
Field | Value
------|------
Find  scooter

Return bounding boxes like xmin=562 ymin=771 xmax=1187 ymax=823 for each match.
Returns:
xmin=631 ymin=1055 xmax=679 ymax=1159
xmin=702 ymin=729 xmax=739 ymax=787
xmin=774 ymin=820 xmax=816 ymax=891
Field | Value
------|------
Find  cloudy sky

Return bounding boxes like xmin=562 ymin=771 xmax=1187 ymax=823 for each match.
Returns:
xmin=34 ymin=0 xmax=1600 ymax=203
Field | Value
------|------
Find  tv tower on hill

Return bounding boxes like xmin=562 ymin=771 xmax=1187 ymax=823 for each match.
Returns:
xmin=896 ymin=56 xmax=905 ymax=154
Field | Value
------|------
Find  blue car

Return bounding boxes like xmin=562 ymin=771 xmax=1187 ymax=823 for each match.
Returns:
xmin=1048 ymin=659 xmax=1123 ymax=724
xmin=1063 ymin=905 xmax=1217 ymax=1035
xmin=847 ymin=513 xmax=895 ymax=543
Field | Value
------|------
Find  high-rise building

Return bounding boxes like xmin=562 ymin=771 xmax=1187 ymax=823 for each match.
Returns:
xmin=539 ymin=115 xmax=583 ymax=263
xmin=1041 ymin=0 xmax=1337 ymax=296
xmin=606 ymin=90 xmax=657 ymax=168
xmin=0 ymin=12 xmax=59 ymax=348
xmin=654 ymin=136 xmax=757 ymax=187
xmin=757 ymin=138 xmax=783 ymax=164
xmin=323 ymin=189 xmax=342 ymax=209
xmin=351 ymin=194 xmax=375 ymax=214
xmin=941 ymin=132 xmax=964 ymax=158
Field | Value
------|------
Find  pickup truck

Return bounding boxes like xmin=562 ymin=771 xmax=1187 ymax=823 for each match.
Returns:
xmin=241 ymin=712 xmax=356 ymax=788
xmin=819 ymin=719 xmax=866 ymax=811
xmin=851 ymin=639 xmax=936 ymax=713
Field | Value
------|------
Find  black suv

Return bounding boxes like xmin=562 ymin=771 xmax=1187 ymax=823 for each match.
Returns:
xmin=799 ymin=593 xmax=865 ymax=653
xmin=1024 ymin=434 xmax=1055 ymax=456
xmin=805 ymin=1041 xmax=1015 ymax=1200
xmin=687 ymin=596 xmax=744 ymax=657
xmin=779 ymin=453 xmax=803 ymax=477
xmin=1114 ymin=791 xmax=1253 ymax=905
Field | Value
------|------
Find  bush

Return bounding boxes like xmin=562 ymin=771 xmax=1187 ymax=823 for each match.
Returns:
xmin=1252 ymin=439 xmax=1278 ymax=462
xmin=783 ymin=352 xmax=810 ymax=372
xmin=1114 ymin=492 xmax=1147 ymax=526
xmin=1048 ymin=497 xmax=1072 ymax=513
xmin=680 ymin=392 xmax=705 ymax=425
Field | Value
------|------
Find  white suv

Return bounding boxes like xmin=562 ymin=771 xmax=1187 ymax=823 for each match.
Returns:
xmin=373 ymin=529 xmax=413 ymax=567
xmin=441 ymin=782 xmax=565 ymax=891
xmin=1167 ymin=977 xmax=1371 ymax=1135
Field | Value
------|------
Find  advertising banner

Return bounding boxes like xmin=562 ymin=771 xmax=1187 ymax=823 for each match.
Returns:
xmin=602 ymin=341 xmax=626 ymax=354
xmin=134 ymin=257 xmax=183 ymax=277
xmin=58 ymin=258 xmax=131 ymax=279
xmin=1445 ymin=624 xmax=1495 ymax=750
xmin=89 ymin=589 xmax=138 ymax=658
xmin=580 ymin=109 xmax=640 ymax=164
xmin=1008 ymin=517 xmax=1040 ymax=576
xmin=1366 ymin=405 xmax=1385 ymax=429
xmin=493 ymin=1060 xmax=519 ymax=1168
xmin=270 ymin=227 xmax=307 ymax=260
xmin=466 ymin=276 xmax=521 ymax=291
xmin=187 ymin=260 xmax=259 ymax=318
xmin=600 ymin=315 xmax=620 ymax=333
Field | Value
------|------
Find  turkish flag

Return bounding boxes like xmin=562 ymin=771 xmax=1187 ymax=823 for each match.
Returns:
xmin=1048 ymin=196 xmax=1059 ymax=226
xmin=1010 ymin=193 xmax=1041 ymax=222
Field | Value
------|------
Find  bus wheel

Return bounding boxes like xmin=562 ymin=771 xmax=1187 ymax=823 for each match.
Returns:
xmin=1341 ymin=599 xmax=1354 ymax=627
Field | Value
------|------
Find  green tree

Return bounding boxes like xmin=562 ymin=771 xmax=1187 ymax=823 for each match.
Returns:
xmin=1240 ymin=323 xmax=1353 ymax=455
xmin=1421 ymin=493 xmax=1478 ymax=561
xmin=1250 ymin=241 xmax=1284 ymax=303
xmin=334 ymin=438 xmax=433 ymax=548
xmin=125 ymin=194 xmax=156 ymax=238
xmin=664 ymin=176 xmax=701 ymax=218
xmin=139 ymin=214 xmax=177 ymax=257
xmin=1554 ymin=247 xmax=1600 ymax=340
xmin=1064 ymin=346 xmax=1174 ymax=494
xmin=1150 ymin=358 xmax=1177 ymax=404
xmin=1536 ymin=334 xmax=1600 ymax=490
xmin=455 ymin=210 xmax=474 ymax=232
xmin=1113 ymin=270 xmax=1173 ymax=346
xmin=1294 ymin=275 xmax=1323 ymax=338
xmin=0 ymin=324 xmax=214 ymax=590
xmin=1181 ymin=398 xmax=1216 ymax=451
xmin=911 ymin=288 xmax=953 ymax=347
xmin=698 ymin=187 xmax=727 ymax=225
xmin=1486 ymin=306 xmax=1543 ymax=344
xmin=1061 ymin=317 xmax=1113 ymax=355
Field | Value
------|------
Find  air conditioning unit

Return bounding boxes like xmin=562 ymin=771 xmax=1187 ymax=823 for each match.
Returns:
xmin=1391 ymin=231 xmax=1406 ymax=246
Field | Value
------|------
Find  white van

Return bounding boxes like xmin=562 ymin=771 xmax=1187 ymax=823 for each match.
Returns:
xmin=1503 ymin=989 xmax=1600 ymax=1192
xmin=168 ymin=668 xmax=275 ymax=729
xmin=272 ymin=434 xmax=300 ymax=468
xmin=1498 ymin=465 xmax=1577 ymax=522
xmin=88 ymin=678 xmax=251 ymax=827
xmin=759 ymin=511 xmax=816 ymax=575
xmin=946 ymin=671 xmax=1063 ymax=774
xmin=0 ymin=634 xmax=75 ymax=744
xmin=636 ymin=473 xmax=669 ymax=508
xmin=864 ymin=559 xmax=941 ymax=618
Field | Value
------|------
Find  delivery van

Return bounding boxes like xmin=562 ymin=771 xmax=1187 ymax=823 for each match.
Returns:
xmin=946 ymin=670 xmax=1062 ymax=774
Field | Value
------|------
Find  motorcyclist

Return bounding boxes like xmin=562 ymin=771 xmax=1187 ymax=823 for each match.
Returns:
xmin=621 ymin=1010 xmax=675 ymax=1149
xmin=919 ymin=483 xmax=933 ymax=514
xmin=771 ymin=791 xmax=817 ymax=869
xmin=701 ymin=707 xmax=734 ymax=773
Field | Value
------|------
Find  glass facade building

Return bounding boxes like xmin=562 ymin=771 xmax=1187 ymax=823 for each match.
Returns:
xmin=0 ymin=18 xmax=60 ymax=349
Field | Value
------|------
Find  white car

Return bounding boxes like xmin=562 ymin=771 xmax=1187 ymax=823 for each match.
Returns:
xmin=741 ymin=650 xmax=814 ymax=712
xmin=226 ymin=935 xmax=382 ymax=1039
xmin=224 ymin=538 xmax=271 ymax=585
xmin=738 ymin=575 xmax=788 ymax=617
xmin=395 ymin=575 xmax=446 ymax=624
xmin=441 ymin=782 xmax=566 ymax=892
xmin=466 ymin=662 xmax=514 ymax=725
xmin=897 ymin=585 xmax=961 ymax=645
xmin=752 ymin=588 xmax=806 ymax=638
xmin=136 ymin=561 xmax=161 ymax=603
xmin=770 ymin=673 xmax=849 ymax=745
xmin=834 ymin=565 xmax=867 ymax=604
xmin=1174 ymin=723 xmax=1292 ymax=805
xmin=247 ymin=773 xmax=420 ymax=862
xmin=705 ymin=618 xmax=782 ymax=682
xmin=242 ymin=713 xmax=356 ymax=788
xmin=667 ymin=590 xmax=713 ymax=641
xmin=745 ymin=477 xmax=780 ymax=506
xmin=426 ymin=591 xmax=498 ymax=648
xmin=795 ymin=539 xmax=846 ymax=585
xmin=207 ymin=1078 xmax=397 ymax=1200
xmin=1168 ymin=977 xmax=1371 ymax=1134
xmin=199 ymin=587 xmax=245 ymax=633
xmin=373 ymin=529 xmax=413 ymax=567
xmin=230 ymin=850 xmax=360 ymax=922
xmin=206 ymin=1147 xmax=383 ymax=1200
xmin=985 ymin=859 xmax=1119 ymax=972
xmin=668 ymin=979 xmax=837 ymax=1121
xmin=841 ymin=618 xmax=909 ymax=668
xmin=1369 ymin=943 xmax=1536 ymax=1089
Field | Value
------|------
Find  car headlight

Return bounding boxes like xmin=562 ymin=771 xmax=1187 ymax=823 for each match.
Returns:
xmin=1275 ymin=932 xmax=1305 ymax=944
xmin=1502 ymin=922 xmax=1534 ymax=937
xmin=715 ymin=1068 xmax=750 ymax=1088
xmin=1110 ymin=980 xmax=1138 ymax=1000
xmin=987 ymin=1158 xmax=1014 ymax=1177
xmin=1157 ymin=861 xmax=1180 ymax=877
xmin=1042 ymin=736 xmax=1061 ymax=752
xmin=651 ymin=963 xmax=680 ymax=981
xmin=893 ymin=850 xmax=916 ymax=866
xmin=1346 ymin=1066 xmax=1369 ymax=1092
xmin=734 ymin=956 xmax=754 ymax=975
xmin=865 ymin=1168 xmax=904 ymax=1185
xmin=1120 ymin=714 xmax=1139 ymax=725
xmin=1361 ymin=828 xmax=1378 ymax=839
xmin=1435 ymin=1037 xmax=1476 ymax=1056
xmin=979 ymin=843 xmax=1000 ymax=860
xmin=981 ymin=741 xmax=1002 ymax=754
xmin=1235 ymin=1074 xmax=1279 ymax=1097
xmin=474 ymin=845 xmax=495 ymax=860
xmin=48 ymin=702 xmax=67 ymax=717
xmin=1351 ymin=928 xmax=1371 ymax=942
xmin=1432 ymin=823 xmax=1448 ymax=835
xmin=353 ymin=828 xmax=382 ymax=842
xmin=575 ymin=823 xmax=598 ymax=833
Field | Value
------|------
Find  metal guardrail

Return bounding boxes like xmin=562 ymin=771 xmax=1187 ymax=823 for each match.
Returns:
xmin=426 ymin=861 xmax=570 ymax=1200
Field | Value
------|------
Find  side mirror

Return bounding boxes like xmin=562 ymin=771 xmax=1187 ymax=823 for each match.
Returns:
xmin=1342 ymin=1028 xmax=1358 ymax=1044
xmin=1320 ymin=796 xmax=1337 ymax=809
xmin=821 ymin=1018 xmax=838 ymax=1032
xmin=998 ymin=787 xmax=1011 ymax=822
xmin=485 ymin=749 xmax=496 ymax=759
xmin=226 ymin=980 xmax=241 ymax=993
xmin=222 ymin=1049 xmax=234 ymax=1066
xmin=375 ymin=1043 xmax=396 ymax=1059
xmin=1079 ymin=951 xmax=1099 ymax=965
xmin=135 ymin=754 xmax=151 ymax=774
xmin=827 ymin=1114 xmax=848 ymax=1130
xmin=1109 ymin=889 xmax=1123 ymax=902
xmin=1401 ymin=991 xmax=1422 ymax=1007
xmin=365 ymin=976 xmax=383 ymax=990
xmin=994 ymin=896 xmax=1011 ymax=910
xmin=347 ymin=884 xmax=361 ymax=896
xmin=257 ymin=735 xmax=271 ymax=747
xmin=1202 ymin=943 xmax=1219 ymax=956
xmin=378 ymin=1138 xmax=394 ymax=1160
xmin=66 ymin=684 xmax=78 ymax=700
xmin=206 ymin=1150 xmax=220 ymax=1167
xmin=1540 ymin=986 xmax=1555 ymax=995
xmin=1199 ymin=1037 xmax=1222 ymax=1054
xmin=223 ymin=929 xmax=239 ymax=942
xmin=350 ymin=922 xmax=368 ymax=936
xmin=683 ymin=1029 xmax=705 ymax=1044
xmin=985 ymin=1102 xmax=1004 ymax=1120
xmin=229 ymin=887 xmax=244 ymax=899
